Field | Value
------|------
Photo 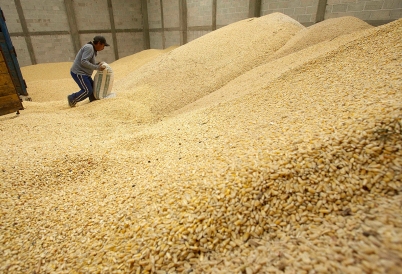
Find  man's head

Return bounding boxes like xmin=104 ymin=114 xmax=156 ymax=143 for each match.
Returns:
xmin=93 ymin=36 xmax=110 ymax=51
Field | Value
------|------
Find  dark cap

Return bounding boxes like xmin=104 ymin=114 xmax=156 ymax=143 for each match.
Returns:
xmin=93 ymin=36 xmax=110 ymax=46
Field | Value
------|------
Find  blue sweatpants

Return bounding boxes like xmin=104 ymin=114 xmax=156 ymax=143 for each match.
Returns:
xmin=70 ymin=71 xmax=96 ymax=104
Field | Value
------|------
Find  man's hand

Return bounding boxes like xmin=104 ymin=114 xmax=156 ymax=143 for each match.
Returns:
xmin=99 ymin=62 xmax=106 ymax=71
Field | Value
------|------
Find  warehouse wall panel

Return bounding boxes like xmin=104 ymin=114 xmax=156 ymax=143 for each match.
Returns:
xmin=9 ymin=36 xmax=29 ymax=67
xmin=30 ymin=34 xmax=74 ymax=63
xmin=163 ymin=0 xmax=180 ymax=29
xmin=20 ymin=0 xmax=69 ymax=32
xmin=1 ymin=1 xmax=22 ymax=33
xmin=164 ymin=30 xmax=180 ymax=48
xmin=187 ymin=0 xmax=213 ymax=27
xmin=116 ymin=32 xmax=144 ymax=59
xmin=73 ymin=0 xmax=111 ymax=32
xmin=148 ymin=0 xmax=162 ymax=29
xmin=326 ymin=0 xmax=402 ymax=23
xmin=112 ymin=0 xmax=143 ymax=29
xmin=216 ymin=0 xmax=249 ymax=26
xmin=1 ymin=0 xmax=399 ymax=67
xmin=261 ymin=0 xmax=319 ymax=24
xmin=150 ymin=31 xmax=163 ymax=49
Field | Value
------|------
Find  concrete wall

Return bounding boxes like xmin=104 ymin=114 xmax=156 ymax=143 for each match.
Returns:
xmin=0 ymin=0 xmax=400 ymax=68
xmin=1 ymin=0 xmax=145 ymax=67
xmin=1 ymin=0 xmax=76 ymax=66
xmin=163 ymin=0 xmax=181 ymax=48
xmin=217 ymin=0 xmax=249 ymax=26
xmin=325 ymin=0 xmax=402 ymax=23
xmin=261 ymin=0 xmax=319 ymax=23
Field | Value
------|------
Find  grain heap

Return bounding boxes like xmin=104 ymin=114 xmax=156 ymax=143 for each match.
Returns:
xmin=172 ymin=16 xmax=374 ymax=116
xmin=20 ymin=62 xmax=76 ymax=102
xmin=110 ymin=47 xmax=177 ymax=82
xmin=0 ymin=13 xmax=401 ymax=273
xmin=113 ymin=13 xmax=304 ymax=120
xmin=272 ymin=16 xmax=373 ymax=59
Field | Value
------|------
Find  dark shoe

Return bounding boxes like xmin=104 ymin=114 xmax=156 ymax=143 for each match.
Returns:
xmin=89 ymin=93 xmax=98 ymax=102
xmin=67 ymin=95 xmax=76 ymax=107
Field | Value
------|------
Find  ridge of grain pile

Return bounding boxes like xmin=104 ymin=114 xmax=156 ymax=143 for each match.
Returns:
xmin=0 ymin=16 xmax=401 ymax=274
xmin=113 ymin=12 xmax=303 ymax=121
xmin=272 ymin=16 xmax=373 ymax=59
xmin=111 ymin=46 xmax=177 ymax=82
xmin=172 ymin=16 xmax=374 ymax=115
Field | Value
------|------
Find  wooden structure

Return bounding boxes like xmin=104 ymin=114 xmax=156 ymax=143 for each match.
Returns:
xmin=0 ymin=8 xmax=28 ymax=116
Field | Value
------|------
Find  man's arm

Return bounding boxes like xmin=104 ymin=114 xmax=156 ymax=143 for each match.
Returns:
xmin=80 ymin=46 xmax=100 ymax=70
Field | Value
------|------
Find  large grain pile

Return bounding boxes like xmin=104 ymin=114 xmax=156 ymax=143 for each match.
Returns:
xmin=172 ymin=17 xmax=374 ymax=116
xmin=113 ymin=13 xmax=304 ymax=120
xmin=272 ymin=16 xmax=373 ymax=59
xmin=0 ymin=13 xmax=401 ymax=273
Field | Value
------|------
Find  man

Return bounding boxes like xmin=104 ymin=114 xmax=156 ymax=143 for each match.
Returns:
xmin=67 ymin=36 xmax=110 ymax=107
